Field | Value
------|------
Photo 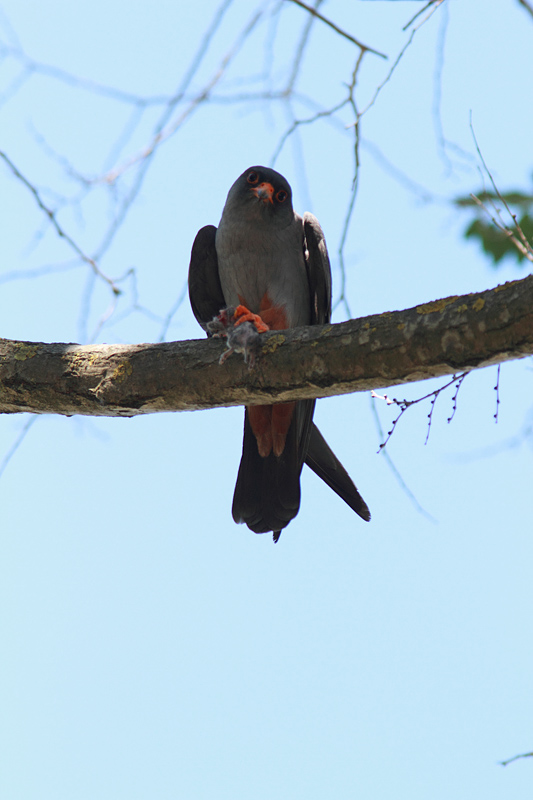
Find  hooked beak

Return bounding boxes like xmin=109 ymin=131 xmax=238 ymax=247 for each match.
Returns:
xmin=251 ymin=182 xmax=274 ymax=204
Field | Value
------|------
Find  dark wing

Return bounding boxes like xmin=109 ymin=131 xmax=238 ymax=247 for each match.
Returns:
xmin=278 ymin=212 xmax=334 ymax=516
xmin=188 ymin=225 xmax=225 ymax=330
xmin=303 ymin=212 xmax=332 ymax=325
xmin=291 ymin=210 xmax=335 ymax=466
xmin=302 ymin=214 xmax=371 ymax=522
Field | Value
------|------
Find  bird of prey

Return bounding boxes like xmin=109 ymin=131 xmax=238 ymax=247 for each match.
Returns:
xmin=188 ymin=166 xmax=370 ymax=542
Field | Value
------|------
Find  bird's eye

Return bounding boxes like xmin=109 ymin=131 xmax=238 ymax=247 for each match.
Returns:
xmin=276 ymin=190 xmax=288 ymax=203
xmin=247 ymin=171 xmax=259 ymax=184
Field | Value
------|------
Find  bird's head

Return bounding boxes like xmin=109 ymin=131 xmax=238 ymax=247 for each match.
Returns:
xmin=222 ymin=166 xmax=295 ymax=228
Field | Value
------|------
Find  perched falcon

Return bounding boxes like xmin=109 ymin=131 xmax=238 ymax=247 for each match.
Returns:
xmin=188 ymin=166 xmax=370 ymax=542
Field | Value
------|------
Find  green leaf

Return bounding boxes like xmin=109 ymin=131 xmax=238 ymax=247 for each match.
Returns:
xmin=464 ymin=219 xmax=512 ymax=264
xmin=454 ymin=191 xmax=533 ymax=208
xmin=463 ymin=214 xmax=533 ymax=266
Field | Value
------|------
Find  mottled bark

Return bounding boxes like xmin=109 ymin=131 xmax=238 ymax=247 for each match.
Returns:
xmin=1 ymin=276 xmax=532 ymax=417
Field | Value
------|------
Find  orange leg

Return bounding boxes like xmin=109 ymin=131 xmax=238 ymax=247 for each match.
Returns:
xmin=233 ymin=304 xmax=270 ymax=334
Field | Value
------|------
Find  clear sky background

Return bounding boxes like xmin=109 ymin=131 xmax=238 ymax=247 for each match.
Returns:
xmin=1 ymin=1 xmax=532 ymax=798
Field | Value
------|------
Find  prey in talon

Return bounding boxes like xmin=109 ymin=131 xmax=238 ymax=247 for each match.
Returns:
xmin=219 ymin=319 xmax=261 ymax=369
xmin=206 ymin=305 xmax=266 ymax=369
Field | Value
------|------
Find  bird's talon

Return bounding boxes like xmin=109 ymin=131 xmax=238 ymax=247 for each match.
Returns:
xmin=233 ymin=304 xmax=270 ymax=333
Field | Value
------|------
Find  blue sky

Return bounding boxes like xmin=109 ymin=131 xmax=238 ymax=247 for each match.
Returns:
xmin=1 ymin=2 xmax=532 ymax=798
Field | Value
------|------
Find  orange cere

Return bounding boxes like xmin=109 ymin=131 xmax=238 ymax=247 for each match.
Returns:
xmin=251 ymin=182 xmax=274 ymax=204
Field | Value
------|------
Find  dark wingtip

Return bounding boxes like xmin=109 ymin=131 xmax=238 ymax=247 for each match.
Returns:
xmin=273 ymin=530 xmax=282 ymax=544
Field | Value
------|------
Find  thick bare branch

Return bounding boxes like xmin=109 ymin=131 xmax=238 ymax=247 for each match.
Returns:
xmin=1 ymin=276 xmax=532 ymax=417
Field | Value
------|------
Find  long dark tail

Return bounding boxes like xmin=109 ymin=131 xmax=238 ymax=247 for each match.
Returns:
xmin=232 ymin=401 xmax=315 ymax=540
xmin=305 ymin=424 xmax=370 ymax=521
xmin=232 ymin=413 xmax=370 ymax=542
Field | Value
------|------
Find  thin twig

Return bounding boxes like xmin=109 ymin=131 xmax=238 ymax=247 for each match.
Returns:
xmin=403 ymin=0 xmax=443 ymax=31
xmin=100 ymin=2 xmax=260 ymax=185
xmin=375 ymin=373 xmax=469 ymax=451
xmin=431 ymin=1 xmax=452 ymax=173
xmin=494 ymin=364 xmax=501 ymax=423
xmin=0 ymin=151 xmax=120 ymax=294
xmin=0 ymin=416 xmax=38 ymax=479
xmin=285 ymin=0 xmax=325 ymax=92
xmin=76 ymin=0 xmax=247 ymax=337
xmin=469 ymin=193 xmax=533 ymax=263
xmin=500 ymin=751 xmax=533 ymax=767
xmin=286 ymin=0 xmax=388 ymax=58
xmin=370 ymin=397 xmax=437 ymax=523
xmin=271 ymin=97 xmax=348 ymax=164
xmin=336 ymin=52 xmax=366 ymax=318
xmin=358 ymin=0 xmax=445 ymax=120
xmin=447 ymin=373 xmax=467 ymax=424
xmin=362 ymin=139 xmax=436 ymax=202
xmin=159 ymin=280 xmax=189 ymax=342
xmin=469 ymin=115 xmax=533 ymax=262
xmin=0 ymin=259 xmax=81 ymax=285
xmin=516 ymin=0 xmax=533 ymax=21
xmin=0 ymin=43 xmax=171 ymax=106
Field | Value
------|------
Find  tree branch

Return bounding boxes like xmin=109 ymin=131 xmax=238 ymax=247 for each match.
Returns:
xmin=285 ymin=0 xmax=388 ymax=58
xmin=517 ymin=0 xmax=533 ymax=21
xmin=1 ymin=276 xmax=532 ymax=417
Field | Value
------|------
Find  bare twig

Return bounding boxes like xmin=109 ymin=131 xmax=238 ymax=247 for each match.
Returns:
xmin=447 ymin=373 xmax=467 ymax=424
xmin=361 ymin=139 xmax=436 ymax=202
xmin=99 ymin=3 xmax=262 ymax=185
xmin=494 ymin=364 xmax=501 ymax=422
xmin=336 ymin=52 xmax=365 ymax=318
xmin=0 ymin=259 xmax=81 ymax=285
xmin=0 ymin=63 xmax=32 ymax=107
xmin=273 ymin=46 xmax=367 ymax=315
xmin=285 ymin=0 xmax=324 ymax=92
xmin=359 ymin=0 xmax=445 ymax=119
xmin=0 ymin=415 xmax=38 ymax=479
xmin=285 ymin=0 xmax=387 ymax=58
xmin=0 ymin=151 xmax=120 ymax=294
xmin=370 ymin=397 xmax=437 ymax=523
xmin=374 ymin=373 xmax=469 ymax=451
xmin=403 ymin=0 xmax=444 ymax=31
xmin=431 ymin=1 xmax=452 ymax=173
xmin=516 ymin=0 xmax=533 ymax=21
xmin=500 ymin=750 xmax=533 ymax=767
xmin=469 ymin=193 xmax=533 ymax=264
xmin=0 ymin=42 xmax=172 ymax=106
xmin=429 ymin=4 xmax=474 ymax=174
xmin=469 ymin=116 xmax=533 ymax=263
xmin=271 ymin=97 xmax=348 ymax=164
xmin=159 ymin=281 xmax=189 ymax=342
